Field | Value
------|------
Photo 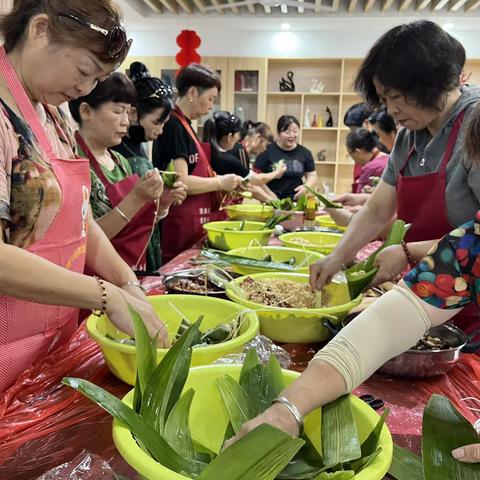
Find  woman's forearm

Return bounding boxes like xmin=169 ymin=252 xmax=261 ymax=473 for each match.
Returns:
xmin=0 ymin=241 xmax=107 ymax=310
xmin=85 ymin=214 xmax=137 ymax=286
xmin=182 ymin=174 xmax=219 ymax=195
xmin=304 ymin=172 xmax=317 ymax=188
xmin=407 ymin=239 xmax=439 ymax=262
xmin=94 ymin=192 xmax=145 ymax=239
xmin=250 ymin=171 xmax=278 ymax=185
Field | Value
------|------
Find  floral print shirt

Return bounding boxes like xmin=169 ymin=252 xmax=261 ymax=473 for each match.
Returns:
xmin=0 ymin=100 xmax=76 ymax=248
xmin=404 ymin=211 xmax=480 ymax=308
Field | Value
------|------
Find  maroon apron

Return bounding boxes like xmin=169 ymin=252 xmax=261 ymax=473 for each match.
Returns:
xmin=161 ymin=107 xmax=226 ymax=263
xmin=75 ymin=132 xmax=157 ymax=270
xmin=396 ymin=109 xmax=479 ymax=334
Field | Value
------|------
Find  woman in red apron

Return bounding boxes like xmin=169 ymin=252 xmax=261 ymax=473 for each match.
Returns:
xmin=152 ymin=64 xmax=244 ymax=263
xmin=310 ymin=21 xmax=480 ymax=299
xmin=0 ymin=2 xmax=168 ymax=393
xmin=69 ymin=72 xmax=165 ymax=272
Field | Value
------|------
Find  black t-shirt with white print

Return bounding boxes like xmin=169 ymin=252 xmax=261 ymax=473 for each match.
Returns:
xmin=152 ymin=114 xmax=200 ymax=174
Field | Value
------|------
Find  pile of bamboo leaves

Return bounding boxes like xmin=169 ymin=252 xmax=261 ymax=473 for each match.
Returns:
xmin=388 ymin=394 xmax=480 ymax=479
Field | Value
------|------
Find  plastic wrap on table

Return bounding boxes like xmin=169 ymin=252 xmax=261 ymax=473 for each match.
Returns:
xmin=0 ymin=323 xmax=130 ymax=469
xmin=35 ymin=450 xmax=127 ymax=479
xmin=213 ymin=334 xmax=291 ymax=368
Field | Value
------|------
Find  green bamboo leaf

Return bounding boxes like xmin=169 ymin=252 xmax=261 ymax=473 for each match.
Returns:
xmin=239 ymin=348 xmax=261 ymax=384
xmin=197 ymin=424 xmax=305 ymax=480
xmin=240 ymin=364 xmax=265 ymax=416
xmin=322 ymin=395 xmax=361 ymax=466
xmin=164 ymin=388 xmax=196 ymax=460
xmin=62 ymin=377 xmax=203 ymax=476
xmin=261 ymin=353 xmax=285 ymax=407
xmin=216 ymin=375 xmax=254 ymax=434
xmin=141 ymin=317 xmax=203 ymax=435
xmin=132 ymin=373 xmax=142 ymax=413
xmin=277 ymin=436 xmax=326 ymax=479
xmin=350 ymin=447 xmax=382 ymax=474
xmin=313 ymin=471 xmax=355 ymax=479
xmin=422 ymin=394 xmax=480 ymax=479
xmin=128 ymin=304 xmax=157 ymax=404
xmin=201 ymin=249 xmax=296 ymax=272
xmin=388 ymin=444 xmax=423 ymax=480
xmin=304 ymin=186 xmax=342 ymax=209
xmin=360 ymin=408 xmax=389 ymax=458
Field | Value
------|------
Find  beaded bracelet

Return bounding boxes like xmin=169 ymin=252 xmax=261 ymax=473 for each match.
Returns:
xmin=401 ymin=240 xmax=417 ymax=268
xmin=93 ymin=276 xmax=108 ymax=317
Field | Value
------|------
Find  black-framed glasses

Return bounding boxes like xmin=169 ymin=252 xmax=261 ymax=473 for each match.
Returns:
xmin=57 ymin=13 xmax=132 ymax=60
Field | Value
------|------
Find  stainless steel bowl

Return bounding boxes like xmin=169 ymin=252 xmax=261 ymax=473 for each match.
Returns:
xmin=378 ymin=324 xmax=470 ymax=378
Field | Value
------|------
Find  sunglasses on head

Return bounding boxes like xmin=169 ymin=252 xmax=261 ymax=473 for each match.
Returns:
xmin=57 ymin=12 xmax=132 ymax=60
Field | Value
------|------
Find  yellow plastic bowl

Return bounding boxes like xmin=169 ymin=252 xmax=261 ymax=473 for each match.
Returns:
xmin=279 ymin=231 xmax=342 ymax=255
xmin=203 ymin=220 xmax=274 ymax=251
xmin=225 ymin=272 xmax=362 ymax=343
xmin=113 ymin=365 xmax=393 ymax=480
xmin=226 ymin=204 xmax=274 ymax=222
xmin=316 ymin=214 xmax=347 ymax=232
xmin=226 ymin=246 xmax=324 ymax=275
xmin=86 ymin=295 xmax=259 ymax=385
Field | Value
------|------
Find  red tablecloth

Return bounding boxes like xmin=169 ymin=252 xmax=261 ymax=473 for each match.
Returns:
xmin=1 ymin=243 xmax=480 ymax=479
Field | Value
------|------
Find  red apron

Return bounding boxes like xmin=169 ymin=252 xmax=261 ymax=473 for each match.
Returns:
xmin=0 ymin=47 xmax=91 ymax=392
xmin=161 ymin=107 xmax=226 ymax=263
xmin=396 ymin=109 xmax=479 ymax=334
xmin=75 ymin=132 xmax=157 ymax=271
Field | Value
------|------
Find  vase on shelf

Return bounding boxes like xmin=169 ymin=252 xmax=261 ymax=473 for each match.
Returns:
xmin=304 ymin=108 xmax=311 ymax=128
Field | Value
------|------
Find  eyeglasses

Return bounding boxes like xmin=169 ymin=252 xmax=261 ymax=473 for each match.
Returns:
xmin=57 ymin=13 xmax=132 ymax=60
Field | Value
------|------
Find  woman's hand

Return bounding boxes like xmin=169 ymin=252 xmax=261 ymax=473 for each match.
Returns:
xmin=325 ymin=208 xmax=353 ymax=228
xmin=372 ymin=244 xmax=408 ymax=286
xmin=293 ymin=184 xmax=306 ymax=201
xmin=218 ymin=174 xmax=243 ymax=192
xmin=274 ymin=162 xmax=287 ymax=179
xmin=309 ymin=253 xmax=345 ymax=291
xmin=105 ymin=283 xmax=170 ymax=348
xmin=452 ymin=444 xmax=480 ymax=463
xmin=333 ymin=193 xmax=370 ymax=207
xmin=223 ymin=403 xmax=299 ymax=450
xmin=159 ymin=180 xmax=188 ymax=209
xmin=132 ymin=169 xmax=164 ymax=203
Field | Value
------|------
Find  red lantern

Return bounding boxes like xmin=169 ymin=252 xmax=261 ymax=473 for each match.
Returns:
xmin=176 ymin=30 xmax=202 ymax=68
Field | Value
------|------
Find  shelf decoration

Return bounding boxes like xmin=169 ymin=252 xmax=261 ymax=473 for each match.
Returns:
xmin=310 ymin=79 xmax=326 ymax=93
xmin=304 ymin=107 xmax=311 ymax=128
xmin=311 ymin=113 xmax=318 ymax=128
xmin=317 ymin=149 xmax=327 ymax=162
xmin=176 ymin=30 xmax=201 ymax=67
xmin=279 ymin=71 xmax=295 ymax=92
xmin=325 ymin=106 xmax=333 ymax=127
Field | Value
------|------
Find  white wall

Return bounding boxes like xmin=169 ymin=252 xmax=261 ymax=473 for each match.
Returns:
xmin=122 ymin=15 xmax=480 ymax=59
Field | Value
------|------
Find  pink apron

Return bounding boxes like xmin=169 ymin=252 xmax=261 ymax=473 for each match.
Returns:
xmin=0 ymin=47 xmax=90 ymax=392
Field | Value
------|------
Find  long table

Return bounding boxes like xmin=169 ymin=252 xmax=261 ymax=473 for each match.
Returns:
xmin=1 ymin=246 xmax=480 ymax=479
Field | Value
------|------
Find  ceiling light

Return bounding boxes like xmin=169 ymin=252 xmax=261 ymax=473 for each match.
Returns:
xmin=281 ymin=23 xmax=291 ymax=30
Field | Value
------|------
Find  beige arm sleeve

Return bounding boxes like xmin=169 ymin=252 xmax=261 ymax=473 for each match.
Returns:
xmin=312 ymin=282 xmax=463 ymax=391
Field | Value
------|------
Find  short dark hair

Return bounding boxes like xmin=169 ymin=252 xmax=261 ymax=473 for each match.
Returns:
xmin=69 ymin=72 xmax=136 ymax=124
xmin=277 ymin=115 xmax=300 ymax=134
xmin=241 ymin=120 xmax=273 ymax=142
xmin=343 ymin=103 xmax=372 ymax=128
xmin=176 ymin=63 xmax=221 ymax=97
xmin=128 ymin=62 xmax=174 ymax=123
xmin=202 ymin=110 xmax=242 ymax=152
xmin=0 ymin=0 xmax=128 ymax=64
xmin=354 ymin=20 xmax=465 ymax=110
xmin=346 ymin=128 xmax=377 ymax=152
xmin=369 ymin=108 xmax=397 ymax=134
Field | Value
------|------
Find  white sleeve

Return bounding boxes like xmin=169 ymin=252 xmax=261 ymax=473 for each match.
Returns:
xmin=312 ymin=282 xmax=462 ymax=391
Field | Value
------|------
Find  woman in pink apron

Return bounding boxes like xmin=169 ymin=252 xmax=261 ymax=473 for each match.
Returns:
xmin=152 ymin=64 xmax=244 ymax=263
xmin=69 ymin=72 xmax=173 ymax=272
xmin=0 ymin=2 xmax=168 ymax=393
xmin=310 ymin=21 xmax=480 ymax=312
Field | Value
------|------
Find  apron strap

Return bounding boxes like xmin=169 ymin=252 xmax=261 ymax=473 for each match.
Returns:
xmin=0 ymin=46 xmax=55 ymax=160
xmin=439 ymin=109 xmax=466 ymax=170
xmin=75 ymin=131 xmax=112 ymax=186
xmin=172 ymin=107 xmax=215 ymax=178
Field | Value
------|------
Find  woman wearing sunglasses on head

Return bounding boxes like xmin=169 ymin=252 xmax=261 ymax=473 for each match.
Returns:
xmin=152 ymin=64 xmax=244 ymax=263
xmin=112 ymin=62 xmax=187 ymax=271
xmin=0 ymin=0 xmax=169 ymax=393
xmin=203 ymin=111 xmax=286 ymax=203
